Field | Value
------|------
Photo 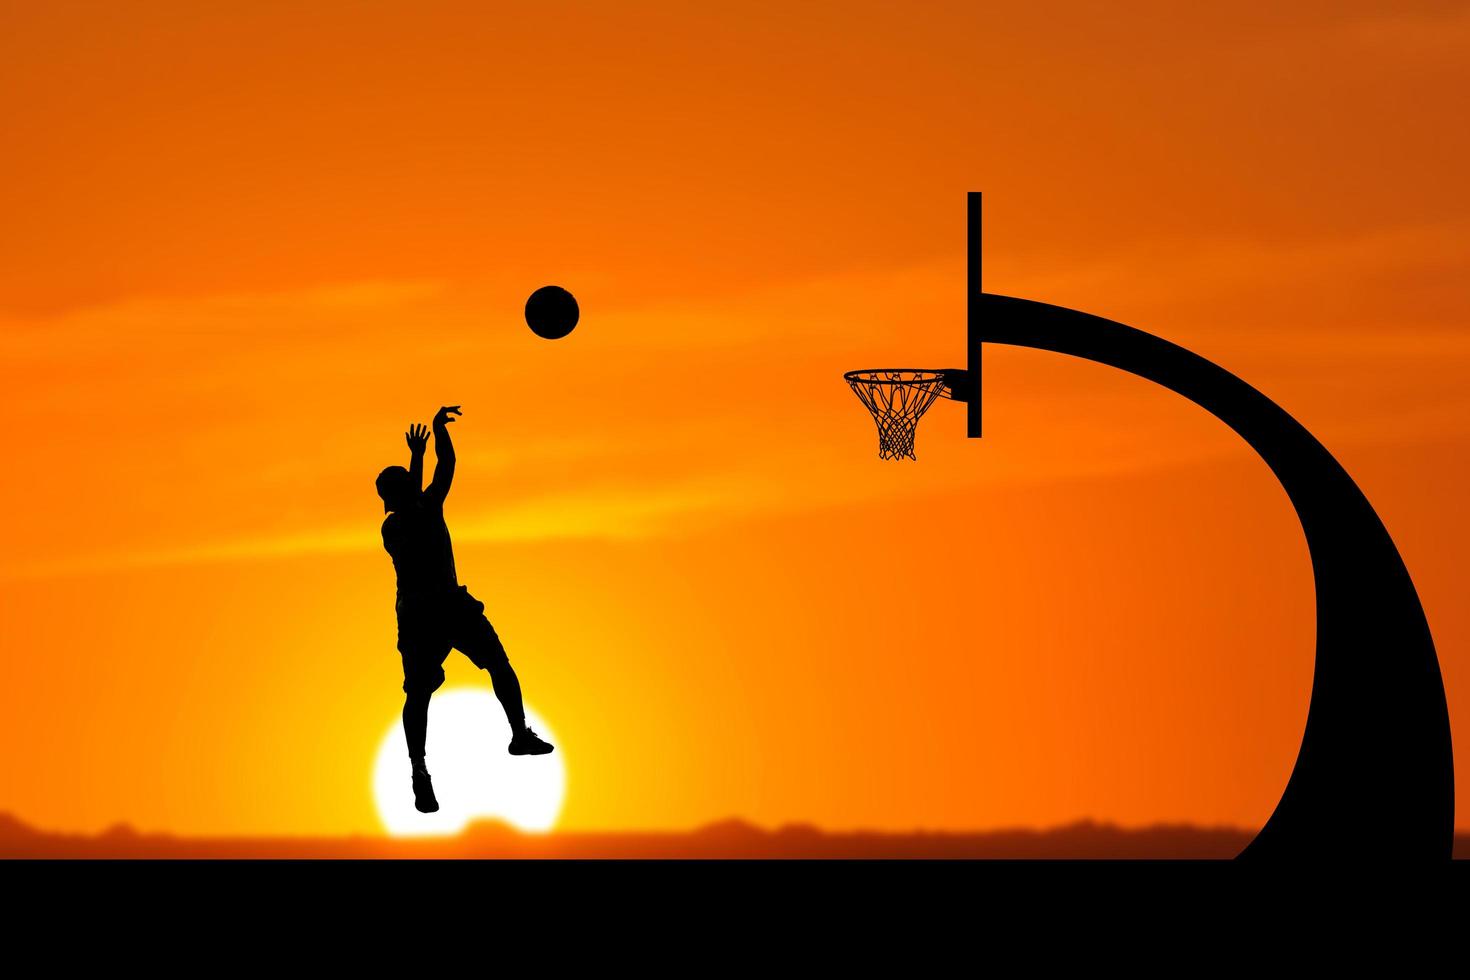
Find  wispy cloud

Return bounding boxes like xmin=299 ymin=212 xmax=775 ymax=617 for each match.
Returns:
xmin=6 ymin=232 xmax=1470 ymax=583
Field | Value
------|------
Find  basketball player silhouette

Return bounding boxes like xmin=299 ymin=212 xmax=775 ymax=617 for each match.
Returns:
xmin=376 ymin=405 xmax=552 ymax=813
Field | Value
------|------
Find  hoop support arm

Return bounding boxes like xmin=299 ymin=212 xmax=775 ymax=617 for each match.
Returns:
xmin=977 ymin=291 xmax=1453 ymax=860
xmin=939 ymin=369 xmax=971 ymax=402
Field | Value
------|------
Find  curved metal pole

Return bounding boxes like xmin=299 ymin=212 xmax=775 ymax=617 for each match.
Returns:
xmin=979 ymin=292 xmax=1454 ymax=860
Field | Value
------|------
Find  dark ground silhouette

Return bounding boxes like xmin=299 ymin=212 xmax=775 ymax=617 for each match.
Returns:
xmin=5 ymin=811 xmax=1468 ymax=859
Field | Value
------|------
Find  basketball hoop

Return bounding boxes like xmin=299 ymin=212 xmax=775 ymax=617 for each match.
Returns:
xmin=843 ymin=369 xmax=966 ymax=460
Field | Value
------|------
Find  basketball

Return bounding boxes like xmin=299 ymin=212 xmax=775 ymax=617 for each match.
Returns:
xmin=525 ymin=285 xmax=579 ymax=340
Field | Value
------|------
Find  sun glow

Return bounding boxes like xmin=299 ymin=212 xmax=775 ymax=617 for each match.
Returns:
xmin=372 ymin=688 xmax=565 ymax=836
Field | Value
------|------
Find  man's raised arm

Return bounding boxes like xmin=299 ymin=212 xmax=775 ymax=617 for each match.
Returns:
xmin=426 ymin=405 xmax=461 ymax=503
xmin=405 ymin=423 xmax=428 ymax=491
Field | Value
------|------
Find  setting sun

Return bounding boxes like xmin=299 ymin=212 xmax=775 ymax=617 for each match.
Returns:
xmin=373 ymin=691 xmax=564 ymax=836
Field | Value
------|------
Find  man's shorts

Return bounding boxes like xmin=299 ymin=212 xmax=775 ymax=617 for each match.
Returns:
xmin=395 ymin=585 xmax=511 ymax=695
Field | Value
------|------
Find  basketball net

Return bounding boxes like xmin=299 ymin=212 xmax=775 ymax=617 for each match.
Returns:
xmin=844 ymin=370 xmax=950 ymax=460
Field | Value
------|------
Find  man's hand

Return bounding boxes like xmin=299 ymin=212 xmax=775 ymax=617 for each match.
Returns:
xmin=405 ymin=423 xmax=429 ymax=455
xmin=433 ymin=405 xmax=462 ymax=428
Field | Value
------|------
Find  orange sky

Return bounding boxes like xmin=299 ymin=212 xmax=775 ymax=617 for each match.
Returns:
xmin=2 ymin=1 xmax=1468 ymax=837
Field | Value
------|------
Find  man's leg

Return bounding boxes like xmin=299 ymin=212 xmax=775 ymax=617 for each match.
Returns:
xmin=402 ymin=690 xmax=432 ymax=762
xmin=399 ymin=637 xmax=448 ymax=812
xmin=453 ymin=599 xmax=552 ymax=754
xmin=478 ymin=640 xmax=527 ymax=734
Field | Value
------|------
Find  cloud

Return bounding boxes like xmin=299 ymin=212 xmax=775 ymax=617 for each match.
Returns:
xmin=998 ymin=221 xmax=1470 ymax=334
xmin=1329 ymin=5 xmax=1470 ymax=63
xmin=5 ymin=241 xmax=1470 ymax=583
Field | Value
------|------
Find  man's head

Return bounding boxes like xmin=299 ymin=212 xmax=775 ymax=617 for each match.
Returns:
xmin=376 ymin=466 xmax=415 ymax=513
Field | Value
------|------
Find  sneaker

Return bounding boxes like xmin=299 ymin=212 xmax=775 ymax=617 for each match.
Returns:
xmin=508 ymin=726 xmax=554 ymax=756
xmin=411 ymin=764 xmax=439 ymax=813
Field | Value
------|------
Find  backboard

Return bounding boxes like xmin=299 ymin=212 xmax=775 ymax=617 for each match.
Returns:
xmin=965 ymin=190 xmax=982 ymax=438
